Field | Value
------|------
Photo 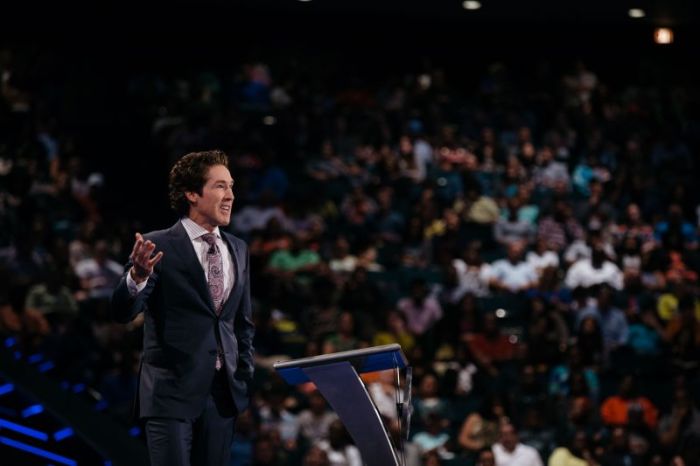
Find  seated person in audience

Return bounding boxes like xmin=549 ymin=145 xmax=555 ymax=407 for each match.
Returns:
xmin=412 ymin=372 xmax=450 ymax=425
xmin=483 ymin=241 xmax=539 ymax=293
xmin=547 ymin=430 xmax=596 ymax=466
xmin=658 ymin=384 xmax=700 ymax=451
xmin=328 ymin=236 xmax=358 ymax=274
xmin=468 ymin=312 xmax=519 ymax=376
xmin=258 ymin=387 xmax=300 ymax=451
xmin=22 ymin=269 xmax=73 ymax=336
xmin=598 ymin=426 xmax=632 ymax=466
xmin=24 ymin=267 xmax=78 ymax=325
xmin=267 ymin=232 xmax=321 ymax=280
xmin=249 ymin=217 xmax=291 ymax=258
xmin=477 ymin=447 xmax=497 ymax=466
xmin=563 ymin=229 xmax=616 ymax=266
xmin=298 ymin=390 xmax=338 ymax=446
xmin=663 ymin=295 xmax=700 ymax=370
xmin=549 ymin=345 xmax=600 ymax=403
xmin=368 ymin=370 xmax=401 ymax=421
xmin=322 ymin=311 xmax=363 ymax=354
xmin=74 ymin=240 xmax=123 ymax=300
xmin=554 ymin=396 xmax=600 ymax=448
xmin=373 ymin=309 xmax=416 ymax=353
xmin=564 ymin=245 xmax=623 ymax=291
xmin=611 ymin=203 xmax=654 ymax=247
xmin=575 ymin=285 xmax=628 ymax=358
xmin=526 ymin=238 xmax=560 ymax=278
xmin=459 ymin=396 xmax=509 ymax=454
xmin=315 ymin=419 xmax=362 ymax=466
xmin=518 ymin=403 xmax=556 ymax=458
xmin=537 ymin=200 xmax=585 ymax=253
xmin=397 ymin=278 xmax=443 ymax=336
xmin=232 ymin=190 xmax=288 ymax=237
xmin=451 ymin=243 xmax=492 ymax=298
xmin=627 ymin=308 xmax=664 ymax=357
xmin=493 ymin=422 xmax=544 ymax=466
xmin=654 ymin=203 xmax=698 ymax=251
xmin=495 ymin=197 xmax=536 ymax=246
xmin=252 ymin=432 xmax=288 ymax=466
xmin=303 ymin=446 xmax=330 ymax=466
xmin=412 ymin=412 xmax=455 ymax=460
xmin=600 ymin=375 xmax=658 ymax=430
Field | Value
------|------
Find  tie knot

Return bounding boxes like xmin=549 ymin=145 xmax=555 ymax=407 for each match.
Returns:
xmin=201 ymin=233 xmax=217 ymax=249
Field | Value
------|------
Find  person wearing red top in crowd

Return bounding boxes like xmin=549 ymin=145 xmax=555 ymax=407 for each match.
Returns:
xmin=600 ymin=375 xmax=658 ymax=430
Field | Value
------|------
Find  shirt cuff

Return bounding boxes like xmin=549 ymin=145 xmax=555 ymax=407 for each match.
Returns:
xmin=126 ymin=269 xmax=149 ymax=296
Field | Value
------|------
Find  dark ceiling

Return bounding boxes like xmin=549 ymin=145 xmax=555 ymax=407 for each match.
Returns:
xmin=2 ymin=0 xmax=697 ymax=60
xmin=237 ymin=0 xmax=698 ymax=25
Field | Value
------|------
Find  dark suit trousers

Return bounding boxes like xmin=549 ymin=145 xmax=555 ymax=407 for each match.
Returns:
xmin=145 ymin=370 xmax=237 ymax=466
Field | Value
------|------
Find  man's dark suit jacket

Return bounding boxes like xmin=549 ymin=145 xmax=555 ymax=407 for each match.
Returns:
xmin=111 ymin=221 xmax=254 ymax=419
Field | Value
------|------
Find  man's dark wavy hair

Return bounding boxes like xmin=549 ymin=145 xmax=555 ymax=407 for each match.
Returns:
xmin=169 ymin=150 xmax=229 ymax=216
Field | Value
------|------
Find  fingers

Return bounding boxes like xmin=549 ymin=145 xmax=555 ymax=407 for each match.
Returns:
xmin=136 ymin=241 xmax=157 ymax=265
xmin=148 ymin=251 xmax=164 ymax=268
xmin=130 ymin=233 xmax=144 ymax=260
xmin=130 ymin=232 xmax=163 ymax=270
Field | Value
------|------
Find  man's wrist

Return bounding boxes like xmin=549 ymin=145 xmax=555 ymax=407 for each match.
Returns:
xmin=130 ymin=267 xmax=149 ymax=284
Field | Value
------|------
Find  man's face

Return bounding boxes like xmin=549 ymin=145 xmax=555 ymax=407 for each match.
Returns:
xmin=186 ymin=164 xmax=234 ymax=231
xmin=500 ymin=424 xmax=518 ymax=451
xmin=507 ymin=242 xmax=523 ymax=263
xmin=477 ymin=450 xmax=496 ymax=466
xmin=627 ymin=204 xmax=640 ymax=222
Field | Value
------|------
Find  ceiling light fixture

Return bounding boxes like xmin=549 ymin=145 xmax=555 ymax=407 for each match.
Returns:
xmin=462 ymin=1 xmax=482 ymax=10
xmin=654 ymin=28 xmax=674 ymax=44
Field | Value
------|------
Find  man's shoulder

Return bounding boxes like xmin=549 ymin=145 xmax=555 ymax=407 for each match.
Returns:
xmin=492 ymin=442 xmax=506 ymax=454
xmin=142 ymin=225 xmax=177 ymax=241
xmin=517 ymin=442 xmax=539 ymax=454
xmin=222 ymin=230 xmax=248 ymax=250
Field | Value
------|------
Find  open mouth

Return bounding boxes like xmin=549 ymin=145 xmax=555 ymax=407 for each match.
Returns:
xmin=220 ymin=205 xmax=231 ymax=213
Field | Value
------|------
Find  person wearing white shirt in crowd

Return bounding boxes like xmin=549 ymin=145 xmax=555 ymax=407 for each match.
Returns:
xmin=452 ymin=244 xmax=492 ymax=298
xmin=484 ymin=242 xmax=538 ymax=293
xmin=367 ymin=370 xmax=400 ymax=421
xmin=564 ymin=246 xmax=623 ymax=291
xmin=563 ymin=232 xmax=616 ymax=266
xmin=75 ymin=240 xmax=124 ymax=300
xmin=493 ymin=422 xmax=543 ymax=466
xmin=526 ymin=239 xmax=560 ymax=278
xmin=315 ymin=419 xmax=362 ymax=466
xmin=297 ymin=391 xmax=338 ymax=445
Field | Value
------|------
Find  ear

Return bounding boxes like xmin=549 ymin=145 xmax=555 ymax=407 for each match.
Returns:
xmin=185 ymin=191 xmax=199 ymax=204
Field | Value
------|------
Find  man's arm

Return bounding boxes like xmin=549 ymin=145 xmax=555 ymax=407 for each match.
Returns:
xmin=234 ymin=244 xmax=255 ymax=378
xmin=111 ymin=266 xmax=159 ymax=323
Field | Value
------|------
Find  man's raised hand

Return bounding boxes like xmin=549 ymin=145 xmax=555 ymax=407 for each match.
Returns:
xmin=129 ymin=232 xmax=164 ymax=284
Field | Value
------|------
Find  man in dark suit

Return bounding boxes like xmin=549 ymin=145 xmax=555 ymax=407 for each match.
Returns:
xmin=111 ymin=150 xmax=254 ymax=466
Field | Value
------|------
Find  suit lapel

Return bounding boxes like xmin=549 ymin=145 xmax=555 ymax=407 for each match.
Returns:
xmin=167 ymin=222 xmax=217 ymax=315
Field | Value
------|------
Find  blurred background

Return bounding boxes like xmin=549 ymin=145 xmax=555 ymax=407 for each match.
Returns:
xmin=1 ymin=1 xmax=700 ymax=465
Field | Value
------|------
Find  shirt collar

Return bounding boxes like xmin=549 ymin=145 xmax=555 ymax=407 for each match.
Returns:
xmin=180 ymin=217 xmax=221 ymax=241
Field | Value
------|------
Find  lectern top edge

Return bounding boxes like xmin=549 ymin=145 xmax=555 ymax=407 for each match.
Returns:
xmin=273 ymin=343 xmax=406 ymax=370
xmin=273 ymin=344 xmax=407 ymax=385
